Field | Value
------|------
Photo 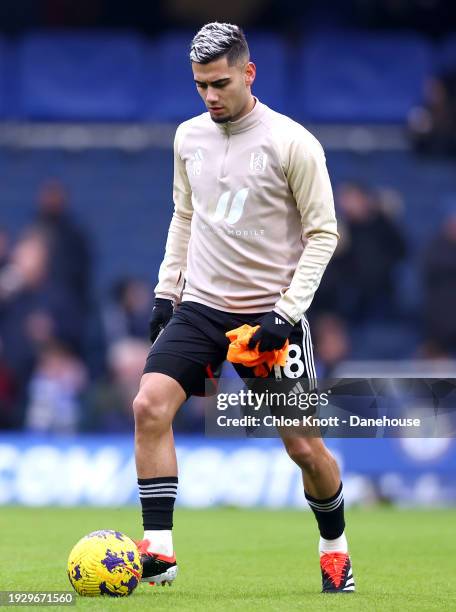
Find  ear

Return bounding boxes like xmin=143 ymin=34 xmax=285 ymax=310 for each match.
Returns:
xmin=245 ymin=62 xmax=256 ymax=87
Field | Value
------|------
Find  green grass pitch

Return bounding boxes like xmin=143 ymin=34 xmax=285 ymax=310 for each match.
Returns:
xmin=1 ymin=506 xmax=455 ymax=611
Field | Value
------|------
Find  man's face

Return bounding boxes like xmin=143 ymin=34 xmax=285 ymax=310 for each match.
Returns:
xmin=192 ymin=56 xmax=256 ymax=123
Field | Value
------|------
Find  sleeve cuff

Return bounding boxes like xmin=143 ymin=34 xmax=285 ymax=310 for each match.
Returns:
xmin=273 ymin=305 xmax=299 ymax=326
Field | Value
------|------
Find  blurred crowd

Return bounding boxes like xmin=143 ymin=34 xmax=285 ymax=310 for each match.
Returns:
xmin=1 ymin=177 xmax=455 ymax=434
xmin=0 ymin=179 xmax=153 ymax=433
xmin=313 ymin=181 xmax=456 ymax=368
xmin=409 ymin=69 xmax=456 ymax=156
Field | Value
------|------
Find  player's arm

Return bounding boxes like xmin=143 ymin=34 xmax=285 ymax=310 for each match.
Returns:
xmin=150 ymin=125 xmax=193 ymax=341
xmin=155 ymin=124 xmax=193 ymax=302
xmin=274 ymin=134 xmax=339 ymax=324
xmin=248 ymin=132 xmax=338 ymax=353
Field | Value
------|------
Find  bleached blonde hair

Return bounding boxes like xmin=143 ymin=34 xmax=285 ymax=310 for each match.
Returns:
xmin=190 ymin=22 xmax=249 ymax=65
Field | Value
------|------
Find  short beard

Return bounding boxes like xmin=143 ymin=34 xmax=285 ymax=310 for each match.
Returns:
xmin=209 ymin=113 xmax=231 ymax=124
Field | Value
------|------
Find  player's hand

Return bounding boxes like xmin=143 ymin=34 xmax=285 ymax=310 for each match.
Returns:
xmin=248 ymin=310 xmax=295 ymax=352
xmin=149 ymin=298 xmax=173 ymax=343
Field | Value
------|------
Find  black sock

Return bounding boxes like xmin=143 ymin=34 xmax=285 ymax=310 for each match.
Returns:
xmin=305 ymin=482 xmax=345 ymax=540
xmin=138 ymin=476 xmax=178 ymax=530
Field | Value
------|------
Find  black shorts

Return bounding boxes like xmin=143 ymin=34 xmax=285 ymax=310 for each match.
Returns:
xmin=143 ymin=301 xmax=316 ymax=397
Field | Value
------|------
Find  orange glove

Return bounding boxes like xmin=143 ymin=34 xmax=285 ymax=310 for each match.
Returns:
xmin=226 ymin=324 xmax=289 ymax=377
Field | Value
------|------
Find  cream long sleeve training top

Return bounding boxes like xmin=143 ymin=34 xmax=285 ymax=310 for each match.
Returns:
xmin=154 ymin=98 xmax=338 ymax=325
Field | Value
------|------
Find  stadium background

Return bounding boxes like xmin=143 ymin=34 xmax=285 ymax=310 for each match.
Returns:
xmin=1 ymin=0 xmax=456 ymax=513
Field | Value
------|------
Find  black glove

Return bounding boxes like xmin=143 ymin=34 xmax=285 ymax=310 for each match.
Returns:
xmin=149 ymin=298 xmax=173 ymax=343
xmin=247 ymin=310 xmax=295 ymax=352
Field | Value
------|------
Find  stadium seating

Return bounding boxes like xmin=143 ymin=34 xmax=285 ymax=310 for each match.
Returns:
xmin=436 ymin=34 xmax=456 ymax=74
xmin=297 ymin=31 xmax=433 ymax=122
xmin=0 ymin=31 xmax=453 ymax=122
xmin=244 ymin=32 xmax=288 ymax=113
xmin=142 ymin=32 xmax=287 ymax=120
xmin=0 ymin=37 xmax=9 ymax=118
xmin=18 ymin=32 xmax=144 ymax=120
xmin=142 ymin=32 xmax=205 ymax=121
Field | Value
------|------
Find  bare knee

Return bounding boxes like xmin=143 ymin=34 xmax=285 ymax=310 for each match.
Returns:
xmin=133 ymin=373 xmax=185 ymax=435
xmin=285 ymin=438 xmax=320 ymax=473
xmin=133 ymin=389 xmax=173 ymax=433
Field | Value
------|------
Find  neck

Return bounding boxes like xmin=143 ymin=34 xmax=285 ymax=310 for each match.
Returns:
xmin=231 ymin=95 xmax=255 ymax=122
